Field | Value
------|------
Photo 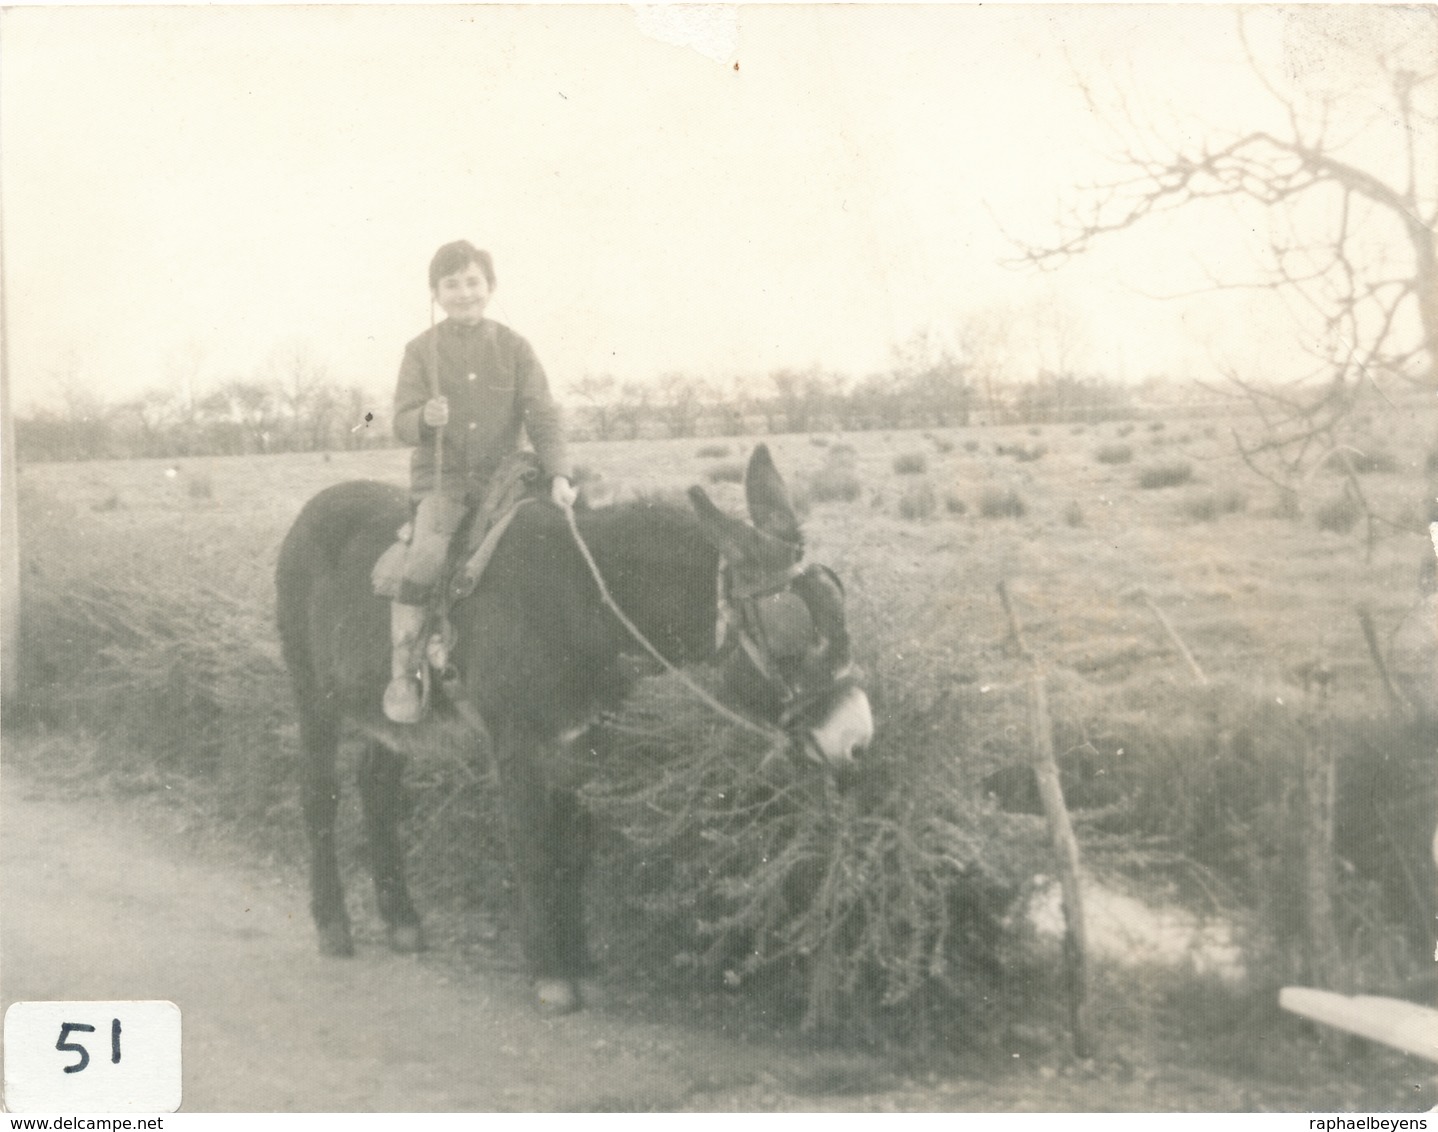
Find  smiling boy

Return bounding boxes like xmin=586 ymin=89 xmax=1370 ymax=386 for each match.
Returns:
xmin=385 ymin=240 xmax=576 ymax=723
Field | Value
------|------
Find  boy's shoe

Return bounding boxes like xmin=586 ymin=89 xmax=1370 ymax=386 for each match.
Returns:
xmin=383 ymin=673 xmax=424 ymax=724
xmin=384 ymin=602 xmax=428 ymax=724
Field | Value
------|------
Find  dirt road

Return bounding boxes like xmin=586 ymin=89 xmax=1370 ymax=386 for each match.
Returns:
xmin=3 ymin=766 xmax=1421 ymax=1113
xmin=1 ymin=769 xmax=805 ymax=1111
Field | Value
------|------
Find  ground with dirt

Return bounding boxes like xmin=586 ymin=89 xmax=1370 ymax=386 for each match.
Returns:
xmin=2 ymin=758 xmax=1426 ymax=1113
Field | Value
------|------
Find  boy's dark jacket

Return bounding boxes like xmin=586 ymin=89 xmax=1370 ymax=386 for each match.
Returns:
xmin=394 ymin=317 xmax=571 ymax=497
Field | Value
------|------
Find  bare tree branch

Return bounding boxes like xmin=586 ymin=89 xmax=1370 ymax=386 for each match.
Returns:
xmin=1007 ymin=9 xmax=1434 ymax=549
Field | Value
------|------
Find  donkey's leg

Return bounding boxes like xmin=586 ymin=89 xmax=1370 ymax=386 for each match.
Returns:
xmin=549 ymin=787 xmax=595 ymax=978
xmin=357 ymin=741 xmax=425 ymax=953
xmin=299 ymin=703 xmax=352 ymax=956
xmin=553 ymin=722 xmax=612 ymax=976
xmin=492 ymin=720 xmax=581 ymax=1013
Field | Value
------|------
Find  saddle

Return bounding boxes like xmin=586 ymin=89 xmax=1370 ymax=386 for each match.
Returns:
xmin=372 ymin=453 xmax=547 ymax=704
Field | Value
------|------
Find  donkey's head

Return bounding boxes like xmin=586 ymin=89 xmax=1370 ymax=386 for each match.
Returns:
xmin=688 ymin=444 xmax=874 ymax=775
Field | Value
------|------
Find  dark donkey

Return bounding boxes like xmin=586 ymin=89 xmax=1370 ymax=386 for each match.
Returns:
xmin=275 ymin=444 xmax=873 ymax=1012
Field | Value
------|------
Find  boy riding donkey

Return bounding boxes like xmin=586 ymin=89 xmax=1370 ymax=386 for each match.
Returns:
xmin=385 ymin=240 xmax=577 ymax=723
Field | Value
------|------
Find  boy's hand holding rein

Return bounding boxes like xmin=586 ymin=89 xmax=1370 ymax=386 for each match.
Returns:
xmin=551 ymin=476 xmax=577 ymax=509
xmin=422 ymin=396 xmax=449 ymax=429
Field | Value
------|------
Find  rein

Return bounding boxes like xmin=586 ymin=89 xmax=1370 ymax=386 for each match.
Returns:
xmin=560 ymin=505 xmax=783 ymax=743
xmin=428 ymin=299 xmax=444 ymax=497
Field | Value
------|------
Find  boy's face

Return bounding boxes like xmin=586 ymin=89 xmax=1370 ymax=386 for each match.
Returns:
xmin=433 ymin=261 xmax=492 ymax=325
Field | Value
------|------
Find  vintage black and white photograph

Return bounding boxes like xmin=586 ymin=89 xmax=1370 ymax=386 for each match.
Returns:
xmin=1 ymin=3 xmax=1434 ymax=1114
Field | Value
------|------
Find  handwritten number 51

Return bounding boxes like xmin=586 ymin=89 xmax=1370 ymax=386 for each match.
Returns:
xmin=55 ymin=1019 xmax=121 ymax=1073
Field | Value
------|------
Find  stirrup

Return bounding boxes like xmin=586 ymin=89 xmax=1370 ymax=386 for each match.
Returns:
xmin=383 ymin=664 xmax=431 ymax=724
xmin=425 ymin=620 xmax=458 ymax=671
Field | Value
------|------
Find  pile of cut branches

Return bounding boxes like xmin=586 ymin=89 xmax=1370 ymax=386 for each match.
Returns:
xmin=584 ymin=670 xmax=1052 ymax=1044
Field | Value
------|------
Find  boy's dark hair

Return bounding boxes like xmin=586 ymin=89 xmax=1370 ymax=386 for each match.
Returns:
xmin=429 ymin=240 xmax=496 ymax=290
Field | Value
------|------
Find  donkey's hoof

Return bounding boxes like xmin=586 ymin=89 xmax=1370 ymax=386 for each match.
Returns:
xmin=534 ymin=978 xmax=581 ymax=1015
xmin=316 ymin=922 xmax=354 ymax=957
xmin=387 ymin=922 xmax=427 ymax=954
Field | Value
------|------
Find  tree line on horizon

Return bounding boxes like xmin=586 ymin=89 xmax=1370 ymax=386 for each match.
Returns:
xmin=13 ymin=354 xmax=1151 ymax=464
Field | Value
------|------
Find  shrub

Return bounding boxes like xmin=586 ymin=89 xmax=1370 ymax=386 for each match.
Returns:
xmin=897 ymin=480 xmax=936 ymax=521
xmin=92 ymin=493 xmax=122 ymax=512
xmin=15 ymin=495 xmax=292 ymax=817
xmin=707 ymin=462 xmax=745 ymax=485
xmin=186 ymin=471 xmax=213 ymax=500
xmin=1094 ymin=444 xmax=1133 ymax=465
xmin=1116 ymin=423 xmax=1135 ymax=437
xmin=809 ymin=436 xmax=830 ymax=447
xmin=931 ymin=437 xmax=954 ymax=454
xmin=945 ymin=494 xmax=968 ymax=516
xmin=1063 ymin=501 xmax=1084 ymax=527
xmin=1179 ymin=488 xmax=1248 ymax=522
xmin=979 ymin=486 xmax=1026 ymax=518
xmin=1315 ymin=492 xmax=1362 ymax=533
xmin=963 ymin=440 xmax=980 ymax=454
xmin=1148 ymin=421 xmax=1166 ymax=432
xmin=1271 ymin=488 xmax=1302 ymax=521
xmin=1137 ymin=461 xmax=1193 ymax=489
xmin=1010 ymin=444 xmax=1046 ymax=463
xmin=892 ymin=452 xmax=928 ymax=475
xmin=806 ymin=465 xmax=862 ymax=504
xmin=697 ymin=444 xmax=731 ymax=459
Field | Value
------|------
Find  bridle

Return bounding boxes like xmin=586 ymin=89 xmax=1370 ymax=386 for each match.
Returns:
xmin=715 ymin=552 xmax=855 ymax=734
xmin=561 ymin=505 xmax=854 ymax=766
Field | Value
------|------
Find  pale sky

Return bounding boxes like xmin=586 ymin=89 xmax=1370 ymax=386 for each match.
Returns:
xmin=1 ymin=4 xmax=1429 ymax=413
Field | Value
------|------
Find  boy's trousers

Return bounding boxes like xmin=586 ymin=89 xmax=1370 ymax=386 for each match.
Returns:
xmin=396 ymin=494 xmax=471 ymax=606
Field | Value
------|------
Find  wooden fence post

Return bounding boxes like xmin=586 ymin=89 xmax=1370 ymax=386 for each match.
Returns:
xmin=1302 ymin=728 xmax=1341 ymax=986
xmin=1138 ymin=589 xmax=1208 ymax=686
xmin=997 ymin=579 xmax=1029 ymax=659
xmin=1028 ymin=667 xmax=1092 ymax=1059
xmin=1356 ymin=605 xmax=1406 ymax=717
xmin=1300 ymin=675 xmax=1348 ymax=1053
xmin=1000 ymin=580 xmax=1092 ymax=1057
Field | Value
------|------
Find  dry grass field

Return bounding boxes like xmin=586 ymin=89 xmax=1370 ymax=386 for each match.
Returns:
xmin=8 ymin=401 xmax=1436 ymax=1108
xmin=19 ymin=410 xmax=1432 ymax=730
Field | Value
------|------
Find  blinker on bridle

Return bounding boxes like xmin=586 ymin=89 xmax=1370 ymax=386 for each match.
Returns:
xmin=716 ymin=555 xmax=851 ymax=732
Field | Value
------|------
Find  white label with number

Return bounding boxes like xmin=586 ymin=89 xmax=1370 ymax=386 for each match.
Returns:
xmin=4 ymin=1001 xmax=181 ymax=1112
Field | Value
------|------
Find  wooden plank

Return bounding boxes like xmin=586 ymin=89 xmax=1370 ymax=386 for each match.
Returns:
xmin=1280 ymin=987 xmax=1438 ymax=1061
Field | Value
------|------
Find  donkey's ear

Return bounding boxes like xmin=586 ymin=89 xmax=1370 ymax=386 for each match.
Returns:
xmin=688 ymin=485 xmax=753 ymax=561
xmin=689 ymin=484 xmax=799 ymax=568
xmin=745 ymin=444 xmax=802 ymax=548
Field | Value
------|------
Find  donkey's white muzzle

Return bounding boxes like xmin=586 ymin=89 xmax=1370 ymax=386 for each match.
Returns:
xmin=804 ymin=684 xmax=874 ymax=771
